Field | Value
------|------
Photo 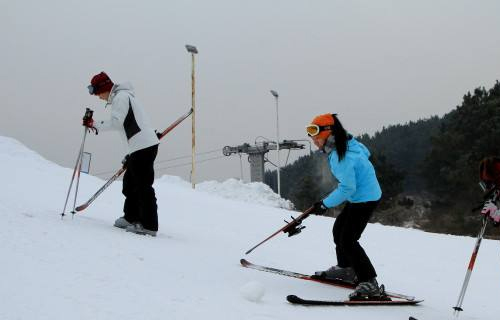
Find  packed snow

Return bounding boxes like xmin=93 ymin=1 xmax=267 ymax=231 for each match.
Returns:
xmin=1 ymin=135 xmax=500 ymax=320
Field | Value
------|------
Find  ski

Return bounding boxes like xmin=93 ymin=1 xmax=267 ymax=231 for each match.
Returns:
xmin=286 ymin=294 xmax=423 ymax=306
xmin=74 ymin=167 xmax=126 ymax=212
xmin=75 ymin=108 xmax=193 ymax=212
xmin=240 ymin=259 xmax=417 ymax=302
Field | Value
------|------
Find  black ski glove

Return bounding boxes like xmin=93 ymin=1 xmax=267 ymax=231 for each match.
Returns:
xmin=311 ymin=201 xmax=328 ymax=216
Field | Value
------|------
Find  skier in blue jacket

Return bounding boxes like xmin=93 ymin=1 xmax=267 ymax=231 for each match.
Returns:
xmin=306 ymin=113 xmax=383 ymax=300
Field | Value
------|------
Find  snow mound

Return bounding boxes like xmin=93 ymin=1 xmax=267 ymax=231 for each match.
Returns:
xmin=157 ymin=176 xmax=294 ymax=209
xmin=239 ymin=281 xmax=266 ymax=302
xmin=197 ymin=178 xmax=294 ymax=209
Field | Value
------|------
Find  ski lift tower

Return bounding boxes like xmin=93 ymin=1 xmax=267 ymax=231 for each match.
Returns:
xmin=222 ymin=140 xmax=305 ymax=183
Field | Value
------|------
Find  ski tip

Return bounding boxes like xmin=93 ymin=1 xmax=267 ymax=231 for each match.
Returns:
xmin=240 ymin=258 xmax=249 ymax=266
xmin=286 ymin=295 xmax=302 ymax=303
xmin=75 ymin=204 xmax=87 ymax=212
xmin=409 ymin=317 xmax=418 ymax=320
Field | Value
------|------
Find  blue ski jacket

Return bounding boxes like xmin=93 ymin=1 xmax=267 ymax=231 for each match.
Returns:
xmin=322 ymin=138 xmax=382 ymax=208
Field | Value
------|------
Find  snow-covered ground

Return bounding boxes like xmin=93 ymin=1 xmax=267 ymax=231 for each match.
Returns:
xmin=1 ymin=135 xmax=500 ymax=320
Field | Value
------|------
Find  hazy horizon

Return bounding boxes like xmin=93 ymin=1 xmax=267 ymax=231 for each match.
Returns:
xmin=2 ymin=0 xmax=499 ymax=183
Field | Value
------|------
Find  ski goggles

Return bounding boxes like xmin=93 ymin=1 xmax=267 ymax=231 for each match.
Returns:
xmin=306 ymin=124 xmax=334 ymax=137
xmin=87 ymin=85 xmax=96 ymax=95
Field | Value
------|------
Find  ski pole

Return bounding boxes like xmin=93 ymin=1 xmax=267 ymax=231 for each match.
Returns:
xmin=453 ymin=216 xmax=488 ymax=315
xmin=71 ymin=127 xmax=89 ymax=216
xmin=61 ymin=127 xmax=86 ymax=218
xmin=61 ymin=109 xmax=93 ymax=217
xmin=75 ymin=108 xmax=194 ymax=212
xmin=245 ymin=206 xmax=314 ymax=255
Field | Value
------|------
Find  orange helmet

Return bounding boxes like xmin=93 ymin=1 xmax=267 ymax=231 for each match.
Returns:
xmin=307 ymin=113 xmax=335 ymax=140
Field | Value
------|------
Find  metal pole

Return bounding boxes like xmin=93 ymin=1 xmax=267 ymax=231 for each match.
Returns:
xmin=239 ymin=153 xmax=244 ymax=181
xmin=71 ymin=128 xmax=88 ymax=215
xmin=270 ymin=90 xmax=281 ymax=196
xmin=186 ymin=44 xmax=198 ymax=189
xmin=191 ymin=52 xmax=196 ymax=189
xmin=61 ymin=127 xmax=87 ymax=218
xmin=453 ymin=217 xmax=488 ymax=315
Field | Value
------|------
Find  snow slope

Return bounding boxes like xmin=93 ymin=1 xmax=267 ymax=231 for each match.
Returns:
xmin=1 ymin=135 xmax=500 ymax=320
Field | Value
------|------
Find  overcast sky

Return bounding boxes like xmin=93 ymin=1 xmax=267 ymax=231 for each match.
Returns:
xmin=1 ymin=0 xmax=500 ymax=183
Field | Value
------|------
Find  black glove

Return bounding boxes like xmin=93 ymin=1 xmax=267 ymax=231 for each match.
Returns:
xmin=311 ymin=201 xmax=328 ymax=216
xmin=121 ymin=155 xmax=130 ymax=168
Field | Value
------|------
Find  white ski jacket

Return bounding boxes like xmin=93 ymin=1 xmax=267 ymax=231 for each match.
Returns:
xmin=94 ymin=82 xmax=159 ymax=155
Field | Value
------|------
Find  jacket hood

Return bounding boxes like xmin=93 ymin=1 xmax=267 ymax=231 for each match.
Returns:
xmin=113 ymin=81 xmax=134 ymax=93
xmin=107 ymin=82 xmax=135 ymax=104
xmin=324 ymin=134 xmax=369 ymax=158
xmin=347 ymin=138 xmax=371 ymax=158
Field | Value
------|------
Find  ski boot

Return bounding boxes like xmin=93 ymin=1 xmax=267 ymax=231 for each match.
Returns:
xmin=314 ymin=265 xmax=358 ymax=284
xmin=114 ymin=216 xmax=133 ymax=229
xmin=349 ymin=278 xmax=390 ymax=301
xmin=126 ymin=223 xmax=157 ymax=237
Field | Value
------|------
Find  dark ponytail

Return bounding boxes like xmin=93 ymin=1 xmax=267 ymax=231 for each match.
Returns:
xmin=331 ymin=114 xmax=348 ymax=161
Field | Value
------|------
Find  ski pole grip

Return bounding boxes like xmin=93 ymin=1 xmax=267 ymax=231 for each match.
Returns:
xmin=83 ymin=108 xmax=94 ymax=121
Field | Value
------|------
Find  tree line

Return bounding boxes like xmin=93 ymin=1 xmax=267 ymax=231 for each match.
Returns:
xmin=265 ymin=81 xmax=500 ymax=236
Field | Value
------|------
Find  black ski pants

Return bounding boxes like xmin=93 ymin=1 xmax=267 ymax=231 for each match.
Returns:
xmin=333 ymin=200 xmax=379 ymax=282
xmin=122 ymin=144 xmax=159 ymax=231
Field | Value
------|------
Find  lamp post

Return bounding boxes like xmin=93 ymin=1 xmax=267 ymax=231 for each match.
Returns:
xmin=270 ymin=89 xmax=281 ymax=196
xmin=186 ymin=44 xmax=198 ymax=189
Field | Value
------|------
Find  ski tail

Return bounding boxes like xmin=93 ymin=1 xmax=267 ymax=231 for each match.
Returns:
xmin=157 ymin=108 xmax=193 ymax=140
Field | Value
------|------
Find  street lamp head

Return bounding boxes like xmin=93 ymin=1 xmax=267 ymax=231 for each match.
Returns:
xmin=185 ymin=44 xmax=198 ymax=54
xmin=270 ymin=90 xmax=279 ymax=98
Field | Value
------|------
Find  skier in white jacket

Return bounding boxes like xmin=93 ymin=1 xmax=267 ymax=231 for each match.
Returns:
xmin=84 ymin=72 xmax=160 ymax=236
